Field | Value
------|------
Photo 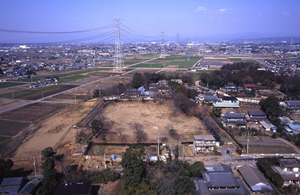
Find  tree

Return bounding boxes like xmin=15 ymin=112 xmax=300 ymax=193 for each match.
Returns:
xmin=259 ymin=95 xmax=282 ymax=117
xmin=91 ymin=114 xmax=114 ymax=141
xmin=173 ymin=93 xmax=197 ymax=115
xmin=190 ymin=161 xmax=206 ymax=177
xmin=37 ymin=147 xmax=58 ymax=195
xmin=132 ymin=73 xmax=144 ymax=89
xmin=211 ymin=107 xmax=222 ymax=117
xmin=0 ymin=158 xmax=14 ymax=182
xmin=121 ymin=145 xmax=146 ymax=192
xmin=131 ymin=122 xmax=147 ymax=143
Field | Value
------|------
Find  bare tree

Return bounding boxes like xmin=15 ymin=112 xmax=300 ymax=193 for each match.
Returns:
xmin=130 ymin=122 xmax=147 ymax=143
xmin=151 ymin=169 xmax=176 ymax=195
xmin=116 ymin=128 xmax=126 ymax=143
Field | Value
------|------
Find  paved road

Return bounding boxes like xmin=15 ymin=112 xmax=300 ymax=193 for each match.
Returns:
xmin=0 ymin=69 xmax=137 ymax=114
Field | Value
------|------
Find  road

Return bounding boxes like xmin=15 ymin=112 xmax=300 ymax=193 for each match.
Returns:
xmin=0 ymin=69 xmax=137 ymax=114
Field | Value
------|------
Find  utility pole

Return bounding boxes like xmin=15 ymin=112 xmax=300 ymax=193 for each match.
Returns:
xmin=247 ymin=131 xmax=249 ymax=155
xmin=157 ymin=133 xmax=160 ymax=158
xmin=182 ymin=145 xmax=184 ymax=161
xmin=33 ymin=157 xmax=37 ymax=178
xmin=75 ymin=95 xmax=76 ymax=104
xmin=104 ymin=153 xmax=107 ymax=169
xmin=113 ymin=18 xmax=124 ymax=72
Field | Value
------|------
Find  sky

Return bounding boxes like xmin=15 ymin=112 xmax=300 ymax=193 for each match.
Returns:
xmin=0 ymin=0 xmax=300 ymax=43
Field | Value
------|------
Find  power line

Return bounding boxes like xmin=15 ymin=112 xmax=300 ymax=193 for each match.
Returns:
xmin=0 ymin=24 xmax=114 ymax=34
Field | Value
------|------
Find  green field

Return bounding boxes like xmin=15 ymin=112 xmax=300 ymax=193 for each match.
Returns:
xmin=131 ymin=63 xmax=165 ymax=68
xmin=21 ymin=68 xmax=103 ymax=83
xmin=0 ymin=82 xmax=27 ymax=89
xmin=247 ymin=145 xmax=296 ymax=154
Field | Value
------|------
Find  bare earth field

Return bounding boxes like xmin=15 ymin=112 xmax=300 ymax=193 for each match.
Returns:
xmin=0 ymin=98 xmax=30 ymax=112
xmin=12 ymin=99 xmax=100 ymax=160
xmin=98 ymin=101 xmax=209 ymax=143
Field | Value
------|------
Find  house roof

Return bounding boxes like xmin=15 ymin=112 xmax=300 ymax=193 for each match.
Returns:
xmin=0 ymin=177 xmax=23 ymax=193
xmin=54 ymin=180 xmax=92 ymax=195
xmin=19 ymin=178 xmax=40 ymax=194
xmin=225 ymin=112 xmax=245 ymax=119
xmin=202 ymin=171 xmax=240 ymax=188
xmin=286 ymin=101 xmax=300 ymax=107
xmin=222 ymin=97 xmax=238 ymax=101
xmin=204 ymin=95 xmax=219 ymax=102
xmin=238 ymin=165 xmax=271 ymax=190
xmin=213 ymin=102 xmax=240 ymax=108
xmin=278 ymin=159 xmax=300 ymax=168
xmin=248 ymin=111 xmax=266 ymax=117
xmin=193 ymin=135 xmax=216 ymax=141
xmin=288 ymin=124 xmax=300 ymax=131
xmin=213 ymin=163 xmax=231 ymax=172
xmin=244 ymin=84 xmax=257 ymax=88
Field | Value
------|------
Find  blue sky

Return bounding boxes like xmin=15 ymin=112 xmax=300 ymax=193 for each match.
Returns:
xmin=0 ymin=0 xmax=299 ymax=43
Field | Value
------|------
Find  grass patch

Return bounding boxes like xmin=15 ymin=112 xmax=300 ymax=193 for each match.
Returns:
xmin=60 ymin=75 xmax=89 ymax=82
xmin=235 ymin=136 xmax=262 ymax=143
xmin=0 ymin=139 xmax=13 ymax=154
xmin=0 ymin=82 xmax=27 ymax=88
xmin=247 ymin=145 xmax=296 ymax=154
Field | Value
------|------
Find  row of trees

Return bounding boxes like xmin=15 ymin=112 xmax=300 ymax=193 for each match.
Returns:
xmin=37 ymin=147 xmax=120 ymax=195
xmin=121 ymin=144 xmax=206 ymax=195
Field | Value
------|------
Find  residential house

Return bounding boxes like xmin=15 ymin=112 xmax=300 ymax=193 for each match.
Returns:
xmin=223 ymin=83 xmax=237 ymax=93
xmin=196 ymin=95 xmax=219 ymax=104
xmin=53 ymin=180 xmax=92 ymax=195
xmin=244 ymin=84 xmax=257 ymax=91
xmin=247 ymin=111 xmax=266 ymax=122
xmin=279 ymin=116 xmax=294 ymax=126
xmin=193 ymin=135 xmax=216 ymax=153
xmin=222 ymin=111 xmax=247 ymax=128
xmin=194 ymin=163 xmax=249 ymax=195
xmin=18 ymin=178 xmax=40 ymax=195
xmin=285 ymin=101 xmax=300 ymax=111
xmin=0 ymin=177 xmax=24 ymax=194
xmin=213 ymin=96 xmax=240 ymax=108
xmin=238 ymin=165 xmax=273 ymax=193
xmin=272 ymin=159 xmax=300 ymax=185
xmin=285 ymin=124 xmax=300 ymax=134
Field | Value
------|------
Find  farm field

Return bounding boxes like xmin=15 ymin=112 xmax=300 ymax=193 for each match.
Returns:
xmin=98 ymin=101 xmax=209 ymax=144
xmin=247 ymin=145 xmax=296 ymax=154
xmin=0 ymin=102 xmax=67 ymax=122
xmin=0 ymin=120 xmax=30 ymax=136
xmin=0 ymin=82 xmax=27 ymax=89
xmin=12 ymin=99 xmax=100 ymax=159
xmin=0 ymin=85 xmax=77 ymax=100
xmin=126 ymin=55 xmax=201 ymax=68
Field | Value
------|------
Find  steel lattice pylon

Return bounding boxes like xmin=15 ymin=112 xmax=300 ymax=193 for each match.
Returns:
xmin=113 ymin=18 xmax=124 ymax=72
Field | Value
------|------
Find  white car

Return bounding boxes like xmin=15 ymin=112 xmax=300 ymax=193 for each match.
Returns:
xmin=161 ymin=156 xmax=166 ymax=162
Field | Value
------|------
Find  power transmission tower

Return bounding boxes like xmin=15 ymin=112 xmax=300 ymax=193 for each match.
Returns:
xmin=291 ymin=36 xmax=294 ymax=45
xmin=160 ymin=31 xmax=165 ymax=58
xmin=113 ymin=18 xmax=124 ymax=72
xmin=177 ymin=33 xmax=179 ymax=45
